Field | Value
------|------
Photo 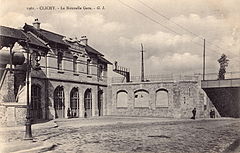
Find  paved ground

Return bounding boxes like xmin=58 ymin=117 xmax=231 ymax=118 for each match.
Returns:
xmin=0 ymin=117 xmax=240 ymax=153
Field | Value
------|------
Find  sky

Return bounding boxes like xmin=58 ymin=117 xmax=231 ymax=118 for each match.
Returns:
xmin=1 ymin=0 xmax=240 ymax=77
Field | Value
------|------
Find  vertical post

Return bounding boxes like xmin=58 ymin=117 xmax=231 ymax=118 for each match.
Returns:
xmin=24 ymin=41 xmax=33 ymax=140
xmin=126 ymin=72 xmax=130 ymax=82
xmin=141 ymin=43 xmax=144 ymax=82
xmin=203 ymin=39 xmax=206 ymax=80
xmin=45 ymin=53 xmax=49 ymax=119
xmin=9 ymin=44 xmax=14 ymax=73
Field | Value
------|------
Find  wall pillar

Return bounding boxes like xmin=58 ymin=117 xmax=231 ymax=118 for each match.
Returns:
xmin=0 ymin=71 xmax=16 ymax=102
xmin=64 ymin=87 xmax=70 ymax=118
xmin=79 ymin=88 xmax=84 ymax=118
xmin=92 ymin=88 xmax=96 ymax=117
xmin=103 ymin=90 xmax=106 ymax=116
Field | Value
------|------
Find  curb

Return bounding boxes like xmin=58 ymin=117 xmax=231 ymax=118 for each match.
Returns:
xmin=0 ymin=120 xmax=58 ymax=132
xmin=1 ymin=141 xmax=56 ymax=153
xmin=12 ymin=143 xmax=56 ymax=153
xmin=33 ymin=120 xmax=58 ymax=130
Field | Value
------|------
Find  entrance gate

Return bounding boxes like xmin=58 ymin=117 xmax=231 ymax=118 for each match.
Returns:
xmin=70 ymin=88 xmax=79 ymax=117
xmin=31 ymin=84 xmax=42 ymax=120
xmin=98 ymin=90 xmax=103 ymax=116
xmin=84 ymin=89 xmax=92 ymax=117
xmin=54 ymin=86 xmax=65 ymax=118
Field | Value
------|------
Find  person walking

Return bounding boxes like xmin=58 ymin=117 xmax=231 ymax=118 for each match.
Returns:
xmin=212 ymin=109 xmax=215 ymax=118
xmin=191 ymin=108 xmax=196 ymax=119
xmin=210 ymin=109 xmax=216 ymax=118
xmin=210 ymin=109 xmax=213 ymax=118
xmin=67 ymin=108 xmax=71 ymax=118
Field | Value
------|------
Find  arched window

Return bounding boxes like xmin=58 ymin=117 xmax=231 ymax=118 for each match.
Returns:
xmin=116 ymin=90 xmax=128 ymax=108
xmin=156 ymin=89 xmax=169 ymax=107
xmin=84 ymin=89 xmax=92 ymax=117
xmin=54 ymin=86 xmax=65 ymax=118
xmin=31 ymin=84 xmax=42 ymax=119
xmin=70 ymin=88 xmax=79 ymax=117
xmin=134 ymin=89 xmax=149 ymax=107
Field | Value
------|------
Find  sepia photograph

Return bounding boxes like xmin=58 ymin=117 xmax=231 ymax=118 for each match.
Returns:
xmin=0 ymin=0 xmax=239 ymax=152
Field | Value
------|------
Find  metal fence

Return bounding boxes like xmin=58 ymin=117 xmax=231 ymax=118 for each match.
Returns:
xmin=204 ymin=71 xmax=240 ymax=80
xmin=111 ymin=71 xmax=240 ymax=83
xmin=111 ymin=74 xmax=201 ymax=83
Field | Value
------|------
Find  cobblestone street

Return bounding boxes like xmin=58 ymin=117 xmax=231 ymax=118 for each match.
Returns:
xmin=1 ymin=117 xmax=240 ymax=153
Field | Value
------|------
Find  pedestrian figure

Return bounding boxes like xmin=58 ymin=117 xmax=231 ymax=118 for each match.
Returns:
xmin=210 ymin=110 xmax=213 ymax=118
xmin=210 ymin=109 xmax=216 ymax=118
xmin=212 ymin=109 xmax=215 ymax=118
xmin=191 ymin=108 xmax=196 ymax=119
xmin=67 ymin=108 xmax=71 ymax=118
xmin=84 ymin=111 xmax=87 ymax=118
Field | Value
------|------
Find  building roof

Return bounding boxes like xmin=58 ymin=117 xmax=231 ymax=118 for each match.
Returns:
xmin=23 ymin=24 xmax=69 ymax=47
xmin=86 ymin=45 xmax=103 ymax=56
xmin=98 ymin=55 xmax=112 ymax=65
xmin=39 ymin=29 xmax=68 ymax=46
xmin=1 ymin=24 xmax=111 ymax=64
xmin=20 ymin=31 xmax=49 ymax=50
xmin=86 ymin=45 xmax=112 ymax=64
xmin=0 ymin=26 xmax=27 ymax=40
xmin=0 ymin=25 xmax=49 ymax=51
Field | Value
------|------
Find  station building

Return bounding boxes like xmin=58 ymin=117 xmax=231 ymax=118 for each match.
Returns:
xmin=0 ymin=19 xmax=111 ymax=126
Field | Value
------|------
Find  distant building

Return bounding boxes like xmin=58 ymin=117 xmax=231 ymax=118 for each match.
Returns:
xmin=0 ymin=19 xmax=111 ymax=126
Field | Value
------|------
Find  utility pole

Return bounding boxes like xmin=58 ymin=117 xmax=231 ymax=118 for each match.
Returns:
xmin=203 ymin=39 xmax=206 ymax=80
xmin=141 ymin=43 xmax=144 ymax=82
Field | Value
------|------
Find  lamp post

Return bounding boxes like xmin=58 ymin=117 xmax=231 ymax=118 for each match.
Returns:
xmin=23 ymin=40 xmax=42 ymax=140
xmin=24 ymin=40 xmax=32 ymax=140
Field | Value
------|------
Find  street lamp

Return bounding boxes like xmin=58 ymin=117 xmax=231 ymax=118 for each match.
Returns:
xmin=24 ymin=40 xmax=32 ymax=140
xmin=23 ymin=40 xmax=42 ymax=140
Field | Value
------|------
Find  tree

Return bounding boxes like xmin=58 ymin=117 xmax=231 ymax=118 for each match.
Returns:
xmin=218 ymin=54 xmax=229 ymax=80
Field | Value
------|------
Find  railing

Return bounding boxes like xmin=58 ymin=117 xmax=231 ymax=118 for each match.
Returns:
xmin=111 ymin=71 xmax=240 ymax=83
xmin=204 ymin=71 xmax=240 ymax=80
xmin=111 ymin=74 xmax=200 ymax=83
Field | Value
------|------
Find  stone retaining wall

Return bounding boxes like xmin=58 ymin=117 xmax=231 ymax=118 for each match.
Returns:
xmin=108 ymin=81 xmax=220 ymax=118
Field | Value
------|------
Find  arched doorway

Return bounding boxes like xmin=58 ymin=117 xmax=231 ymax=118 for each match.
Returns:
xmin=98 ymin=90 xmax=103 ymax=116
xmin=84 ymin=89 xmax=92 ymax=117
xmin=31 ymin=84 xmax=42 ymax=120
xmin=70 ymin=88 xmax=79 ymax=118
xmin=54 ymin=86 xmax=65 ymax=118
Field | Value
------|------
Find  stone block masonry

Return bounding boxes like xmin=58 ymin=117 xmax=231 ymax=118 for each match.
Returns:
xmin=0 ymin=71 xmax=16 ymax=102
xmin=0 ymin=103 xmax=26 ymax=126
xmin=109 ymin=81 xmax=219 ymax=118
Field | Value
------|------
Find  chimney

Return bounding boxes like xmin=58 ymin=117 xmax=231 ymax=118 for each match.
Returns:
xmin=33 ymin=18 xmax=40 ymax=30
xmin=80 ymin=36 xmax=88 ymax=46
